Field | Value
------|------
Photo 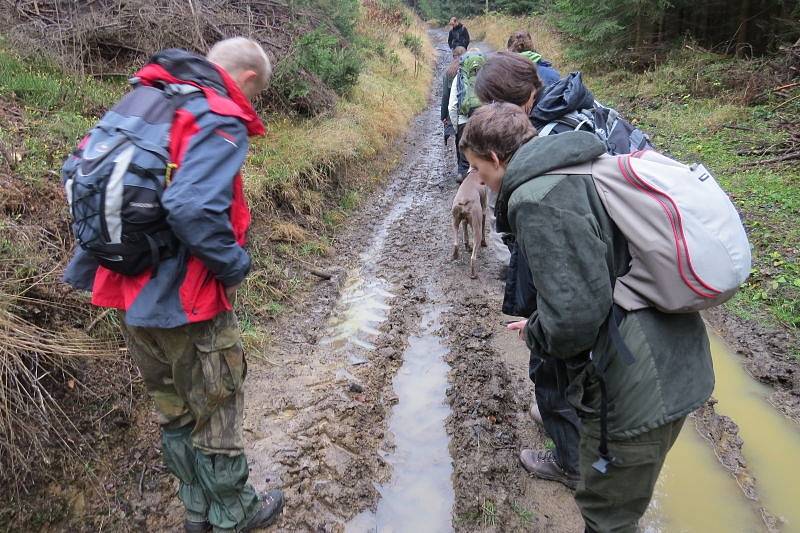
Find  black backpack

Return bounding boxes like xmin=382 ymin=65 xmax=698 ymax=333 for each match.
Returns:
xmin=63 ymin=85 xmax=198 ymax=276
xmin=537 ymin=103 xmax=653 ymax=155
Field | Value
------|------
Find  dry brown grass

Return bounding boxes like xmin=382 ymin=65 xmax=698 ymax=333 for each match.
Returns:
xmin=269 ymin=221 xmax=310 ymax=244
xmin=465 ymin=13 xmax=571 ymax=70
xmin=0 ymin=282 xmax=118 ymax=495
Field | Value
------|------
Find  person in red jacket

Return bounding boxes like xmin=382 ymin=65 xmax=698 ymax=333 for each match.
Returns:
xmin=64 ymin=38 xmax=283 ymax=532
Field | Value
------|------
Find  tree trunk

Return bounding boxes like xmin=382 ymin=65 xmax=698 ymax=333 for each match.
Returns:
xmin=736 ymin=0 xmax=751 ymax=57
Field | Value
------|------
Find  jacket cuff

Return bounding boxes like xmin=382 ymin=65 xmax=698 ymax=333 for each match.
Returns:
xmin=216 ymin=247 xmax=251 ymax=287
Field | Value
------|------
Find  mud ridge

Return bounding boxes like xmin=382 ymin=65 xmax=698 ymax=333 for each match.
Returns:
xmin=704 ymin=308 xmax=799 ymax=424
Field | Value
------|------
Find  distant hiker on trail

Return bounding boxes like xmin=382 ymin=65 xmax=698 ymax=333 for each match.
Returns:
xmin=441 ymin=45 xmax=466 ymax=149
xmin=448 ymin=17 xmax=470 ymax=50
xmin=448 ymin=48 xmax=486 ymax=182
xmin=459 ymin=103 xmax=716 ymax=533
xmin=62 ymin=38 xmax=284 ymax=532
xmin=506 ymin=30 xmax=561 ymax=87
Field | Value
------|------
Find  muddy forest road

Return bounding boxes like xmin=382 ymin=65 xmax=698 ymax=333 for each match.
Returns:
xmin=239 ymin=32 xmax=582 ymax=532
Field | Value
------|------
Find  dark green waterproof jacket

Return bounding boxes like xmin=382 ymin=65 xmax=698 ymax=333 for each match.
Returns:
xmin=496 ymin=131 xmax=715 ymax=439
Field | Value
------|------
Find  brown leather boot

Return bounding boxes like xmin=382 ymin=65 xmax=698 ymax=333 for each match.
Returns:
xmin=520 ymin=449 xmax=580 ymax=490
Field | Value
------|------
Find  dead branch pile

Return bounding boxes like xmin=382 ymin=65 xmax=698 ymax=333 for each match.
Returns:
xmin=0 ymin=295 xmax=115 ymax=490
xmin=0 ymin=0 xmax=339 ymax=115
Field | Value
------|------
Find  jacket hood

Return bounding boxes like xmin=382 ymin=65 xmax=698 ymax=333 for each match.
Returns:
xmin=134 ymin=48 xmax=265 ymax=136
xmin=531 ymin=71 xmax=594 ymax=128
xmin=495 ymin=131 xmax=606 ymax=233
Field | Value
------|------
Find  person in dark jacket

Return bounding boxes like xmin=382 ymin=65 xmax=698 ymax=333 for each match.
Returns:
xmin=63 ymin=38 xmax=284 ymax=533
xmin=506 ymin=30 xmax=561 ymax=87
xmin=459 ymin=103 xmax=714 ymax=533
xmin=448 ymin=17 xmax=470 ymax=50
xmin=473 ymin=51 xmax=582 ymax=489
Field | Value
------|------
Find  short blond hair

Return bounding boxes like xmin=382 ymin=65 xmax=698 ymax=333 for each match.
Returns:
xmin=207 ymin=37 xmax=272 ymax=90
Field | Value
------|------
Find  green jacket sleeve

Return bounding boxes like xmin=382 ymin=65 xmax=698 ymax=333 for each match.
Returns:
xmin=513 ymin=199 xmax=613 ymax=359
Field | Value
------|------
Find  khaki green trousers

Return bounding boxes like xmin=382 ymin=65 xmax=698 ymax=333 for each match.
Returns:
xmin=576 ymin=417 xmax=686 ymax=533
xmin=122 ymin=311 xmax=260 ymax=532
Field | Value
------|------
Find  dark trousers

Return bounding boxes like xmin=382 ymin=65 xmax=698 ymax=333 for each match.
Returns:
xmin=530 ymin=356 xmax=582 ymax=475
xmin=455 ymin=122 xmax=470 ymax=176
xmin=577 ymin=417 xmax=686 ymax=532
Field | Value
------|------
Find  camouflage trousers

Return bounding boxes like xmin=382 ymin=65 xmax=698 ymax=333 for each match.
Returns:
xmin=122 ymin=311 xmax=260 ymax=531
xmin=122 ymin=310 xmax=247 ymax=454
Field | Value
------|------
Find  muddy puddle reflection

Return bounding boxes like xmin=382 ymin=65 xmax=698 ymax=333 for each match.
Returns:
xmin=320 ymin=275 xmax=394 ymax=355
xmin=347 ymin=304 xmax=455 ymax=533
xmin=644 ymin=329 xmax=800 ymax=532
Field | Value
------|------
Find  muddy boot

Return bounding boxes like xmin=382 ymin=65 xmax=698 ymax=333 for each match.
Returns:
xmin=520 ymin=449 xmax=580 ymax=490
xmin=183 ymin=520 xmax=211 ymax=533
xmin=240 ymin=490 xmax=285 ymax=531
xmin=529 ymin=402 xmax=543 ymax=426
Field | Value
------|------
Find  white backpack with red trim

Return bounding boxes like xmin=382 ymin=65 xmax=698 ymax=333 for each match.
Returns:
xmin=557 ymin=150 xmax=751 ymax=313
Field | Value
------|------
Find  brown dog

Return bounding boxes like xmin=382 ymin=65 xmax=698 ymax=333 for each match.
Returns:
xmin=451 ymin=170 xmax=487 ymax=278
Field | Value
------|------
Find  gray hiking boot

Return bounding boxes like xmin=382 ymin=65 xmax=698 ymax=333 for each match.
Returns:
xmin=183 ymin=519 xmax=211 ymax=533
xmin=240 ymin=489 xmax=285 ymax=531
xmin=520 ymin=449 xmax=580 ymax=490
xmin=529 ymin=402 xmax=543 ymax=426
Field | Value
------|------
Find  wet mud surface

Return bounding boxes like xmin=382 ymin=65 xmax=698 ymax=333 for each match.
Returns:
xmin=57 ymin=30 xmax=800 ymax=533
xmin=239 ymin=32 xmax=582 ymax=531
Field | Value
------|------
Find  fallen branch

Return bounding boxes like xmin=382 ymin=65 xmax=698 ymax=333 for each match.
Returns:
xmin=86 ymin=308 xmax=113 ymax=332
xmin=739 ymin=151 xmax=800 ymax=167
xmin=773 ymin=93 xmax=800 ymax=111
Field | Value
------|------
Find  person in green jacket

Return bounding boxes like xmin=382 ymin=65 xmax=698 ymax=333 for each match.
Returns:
xmin=459 ymin=102 xmax=715 ymax=533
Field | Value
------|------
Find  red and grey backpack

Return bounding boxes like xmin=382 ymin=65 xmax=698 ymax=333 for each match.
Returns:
xmin=63 ymin=84 xmax=198 ymax=276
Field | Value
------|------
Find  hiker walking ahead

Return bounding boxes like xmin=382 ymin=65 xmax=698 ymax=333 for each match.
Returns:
xmin=506 ymin=30 xmax=561 ymax=87
xmin=63 ymin=38 xmax=284 ymax=532
xmin=448 ymin=17 xmax=470 ymax=50
xmin=441 ymin=46 xmax=466 ymax=159
xmin=459 ymin=103 xmax=715 ymax=533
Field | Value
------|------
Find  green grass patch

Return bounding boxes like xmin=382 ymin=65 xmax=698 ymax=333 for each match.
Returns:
xmin=510 ymin=501 xmax=536 ymax=524
xmin=0 ymin=40 xmax=121 ymax=113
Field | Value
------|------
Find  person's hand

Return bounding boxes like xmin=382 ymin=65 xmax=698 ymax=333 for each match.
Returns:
xmin=442 ymin=118 xmax=451 ymax=126
xmin=507 ymin=319 xmax=527 ymax=339
xmin=225 ymin=283 xmax=240 ymax=305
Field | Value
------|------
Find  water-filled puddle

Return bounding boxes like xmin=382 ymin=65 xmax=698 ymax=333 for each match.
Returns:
xmin=320 ymin=275 xmax=394 ymax=354
xmin=346 ymin=304 xmax=455 ymax=533
xmin=644 ymin=329 xmax=800 ymax=531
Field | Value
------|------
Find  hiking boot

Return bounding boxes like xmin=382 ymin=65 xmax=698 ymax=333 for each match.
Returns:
xmin=529 ymin=402 xmax=543 ymax=426
xmin=520 ymin=449 xmax=580 ymax=490
xmin=240 ymin=489 xmax=285 ymax=531
xmin=184 ymin=519 xmax=211 ymax=533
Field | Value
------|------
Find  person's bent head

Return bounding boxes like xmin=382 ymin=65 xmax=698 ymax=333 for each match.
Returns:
xmin=450 ymin=17 xmax=458 ymax=26
xmin=506 ymin=30 xmax=534 ymax=53
xmin=452 ymin=45 xmax=467 ymax=60
xmin=475 ymin=52 xmax=542 ymax=112
xmin=459 ymin=103 xmax=536 ymax=192
xmin=207 ymin=37 xmax=272 ymax=101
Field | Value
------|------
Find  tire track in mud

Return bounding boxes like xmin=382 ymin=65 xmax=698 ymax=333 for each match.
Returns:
xmin=243 ymin=32 xmax=581 ymax=532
